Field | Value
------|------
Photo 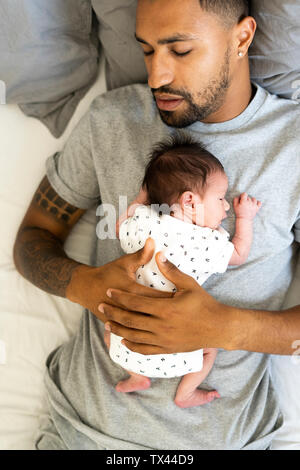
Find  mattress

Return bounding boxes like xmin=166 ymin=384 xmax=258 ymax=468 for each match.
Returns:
xmin=0 ymin=54 xmax=299 ymax=449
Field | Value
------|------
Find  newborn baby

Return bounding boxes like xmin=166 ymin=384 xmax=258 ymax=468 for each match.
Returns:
xmin=107 ymin=135 xmax=262 ymax=409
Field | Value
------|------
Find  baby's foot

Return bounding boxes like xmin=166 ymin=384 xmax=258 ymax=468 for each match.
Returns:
xmin=174 ymin=389 xmax=220 ymax=409
xmin=116 ymin=375 xmax=151 ymax=393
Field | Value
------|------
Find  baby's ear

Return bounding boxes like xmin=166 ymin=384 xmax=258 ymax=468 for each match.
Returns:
xmin=179 ymin=191 xmax=194 ymax=207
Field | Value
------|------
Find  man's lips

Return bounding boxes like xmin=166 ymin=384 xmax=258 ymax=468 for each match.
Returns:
xmin=155 ymin=95 xmax=184 ymax=111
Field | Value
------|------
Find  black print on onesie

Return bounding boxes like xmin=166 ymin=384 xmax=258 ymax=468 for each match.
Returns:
xmin=115 ymin=206 xmax=233 ymax=377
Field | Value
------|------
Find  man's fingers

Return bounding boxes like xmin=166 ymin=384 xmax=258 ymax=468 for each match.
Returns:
xmin=122 ymin=340 xmax=164 ymax=355
xmin=129 ymin=237 xmax=155 ymax=273
xmin=105 ymin=321 xmax=158 ymax=346
xmin=99 ymin=303 xmax=155 ymax=330
xmin=103 ymin=330 xmax=111 ymax=350
xmin=155 ymin=252 xmax=194 ymax=290
xmin=104 ymin=289 xmax=167 ymax=316
xmin=127 ymin=280 xmax=173 ymax=299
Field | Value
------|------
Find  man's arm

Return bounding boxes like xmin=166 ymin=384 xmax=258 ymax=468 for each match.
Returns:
xmin=14 ymin=177 xmax=170 ymax=317
xmin=99 ymin=249 xmax=300 ymax=356
xmin=14 ymin=176 xmax=85 ymax=297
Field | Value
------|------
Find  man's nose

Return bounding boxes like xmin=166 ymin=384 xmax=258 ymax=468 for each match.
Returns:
xmin=147 ymin=53 xmax=174 ymax=89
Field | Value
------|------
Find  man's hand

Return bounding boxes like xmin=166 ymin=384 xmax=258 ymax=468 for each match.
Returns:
xmin=66 ymin=238 xmax=172 ymax=320
xmin=98 ymin=249 xmax=235 ymax=355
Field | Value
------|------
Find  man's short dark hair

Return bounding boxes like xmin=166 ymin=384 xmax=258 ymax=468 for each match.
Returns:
xmin=199 ymin=0 xmax=250 ymax=27
xmin=142 ymin=133 xmax=225 ymax=206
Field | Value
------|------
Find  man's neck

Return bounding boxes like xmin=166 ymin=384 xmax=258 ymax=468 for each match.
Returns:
xmin=202 ymin=67 xmax=254 ymax=124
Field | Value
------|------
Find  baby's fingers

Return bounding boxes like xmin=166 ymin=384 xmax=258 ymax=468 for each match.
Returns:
xmin=240 ymin=192 xmax=248 ymax=202
xmin=233 ymin=196 xmax=240 ymax=208
xmin=252 ymin=197 xmax=262 ymax=206
xmin=252 ymin=198 xmax=262 ymax=213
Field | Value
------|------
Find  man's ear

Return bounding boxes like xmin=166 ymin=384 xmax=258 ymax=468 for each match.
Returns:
xmin=234 ymin=16 xmax=257 ymax=55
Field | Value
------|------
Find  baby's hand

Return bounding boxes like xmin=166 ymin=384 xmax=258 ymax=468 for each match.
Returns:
xmin=233 ymin=193 xmax=262 ymax=220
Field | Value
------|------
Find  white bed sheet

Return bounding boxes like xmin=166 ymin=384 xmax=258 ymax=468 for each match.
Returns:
xmin=0 ymin=53 xmax=300 ymax=449
xmin=0 ymin=55 xmax=106 ymax=450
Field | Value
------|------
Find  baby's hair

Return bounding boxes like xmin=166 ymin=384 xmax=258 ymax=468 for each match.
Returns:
xmin=142 ymin=133 xmax=225 ymax=206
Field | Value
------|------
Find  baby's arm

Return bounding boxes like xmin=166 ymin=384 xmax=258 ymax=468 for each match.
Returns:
xmin=229 ymin=193 xmax=262 ymax=266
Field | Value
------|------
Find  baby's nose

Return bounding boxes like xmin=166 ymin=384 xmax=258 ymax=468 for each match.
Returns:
xmin=224 ymin=199 xmax=230 ymax=211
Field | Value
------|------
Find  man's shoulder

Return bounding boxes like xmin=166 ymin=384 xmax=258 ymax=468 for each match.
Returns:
xmin=89 ymin=83 xmax=154 ymax=118
xmin=249 ymin=84 xmax=300 ymax=148
xmin=260 ymin=84 xmax=300 ymax=124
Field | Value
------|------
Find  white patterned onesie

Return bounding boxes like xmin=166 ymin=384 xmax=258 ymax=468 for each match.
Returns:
xmin=110 ymin=205 xmax=234 ymax=378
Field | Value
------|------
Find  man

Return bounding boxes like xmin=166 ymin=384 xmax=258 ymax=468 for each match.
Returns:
xmin=14 ymin=0 xmax=300 ymax=450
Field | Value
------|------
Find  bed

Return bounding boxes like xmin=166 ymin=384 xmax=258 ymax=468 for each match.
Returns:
xmin=0 ymin=55 xmax=107 ymax=450
xmin=1 ymin=0 xmax=300 ymax=451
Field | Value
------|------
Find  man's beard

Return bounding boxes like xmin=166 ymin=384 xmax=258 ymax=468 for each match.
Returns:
xmin=152 ymin=47 xmax=232 ymax=128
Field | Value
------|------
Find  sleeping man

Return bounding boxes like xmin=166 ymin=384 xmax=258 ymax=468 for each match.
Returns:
xmin=14 ymin=0 xmax=300 ymax=450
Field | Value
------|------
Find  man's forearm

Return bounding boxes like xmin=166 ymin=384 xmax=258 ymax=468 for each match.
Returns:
xmin=229 ymin=304 xmax=300 ymax=355
xmin=14 ymin=227 xmax=82 ymax=297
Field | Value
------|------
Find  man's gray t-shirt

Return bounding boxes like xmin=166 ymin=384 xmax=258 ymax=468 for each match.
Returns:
xmin=38 ymin=83 xmax=300 ymax=450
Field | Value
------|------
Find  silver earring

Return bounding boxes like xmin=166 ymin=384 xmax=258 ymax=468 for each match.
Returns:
xmin=238 ymin=51 xmax=243 ymax=57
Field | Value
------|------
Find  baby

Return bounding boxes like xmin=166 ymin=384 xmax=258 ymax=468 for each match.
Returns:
xmin=106 ymin=134 xmax=262 ymax=409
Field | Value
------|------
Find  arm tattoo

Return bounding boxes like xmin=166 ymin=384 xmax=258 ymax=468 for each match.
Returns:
xmin=34 ymin=176 xmax=82 ymax=226
xmin=15 ymin=176 xmax=85 ymax=297
xmin=17 ymin=228 xmax=81 ymax=298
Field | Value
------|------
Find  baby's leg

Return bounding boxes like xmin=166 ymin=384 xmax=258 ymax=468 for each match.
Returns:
xmin=115 ymin=371 xmax=151 ymax=393
xmin=174 ymin=348 xmax=220 ymax=408
xmin=104 ymin=330 xmax=151 ymax=393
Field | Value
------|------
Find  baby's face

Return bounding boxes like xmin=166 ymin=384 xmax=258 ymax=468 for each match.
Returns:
xmin=196 ymin=172 xmax=230 ymax=229
xmin=175 ymin=171 xmax=230 ymax=229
